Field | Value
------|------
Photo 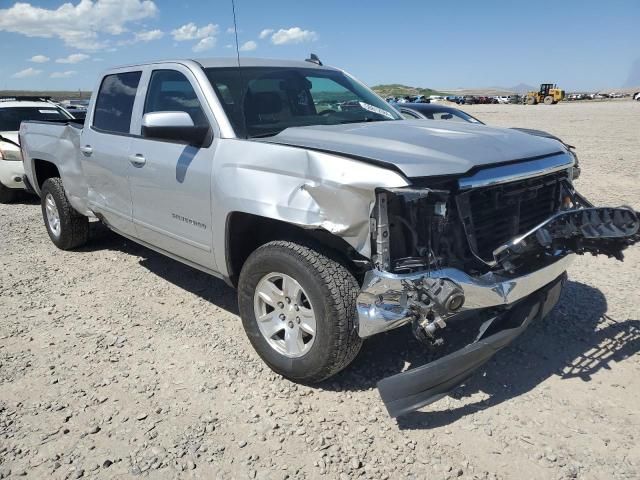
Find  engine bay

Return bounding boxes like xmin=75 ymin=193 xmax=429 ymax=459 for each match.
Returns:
xmin=370 ymin=170 xmax=639 ymax=277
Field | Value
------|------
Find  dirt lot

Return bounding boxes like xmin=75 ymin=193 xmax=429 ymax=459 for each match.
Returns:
xmin=1 ymin=100 xmax=639 ymax=480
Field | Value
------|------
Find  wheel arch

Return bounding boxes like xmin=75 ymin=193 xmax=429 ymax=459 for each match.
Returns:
xmin=225 ymin=211 xmax=370 ymax=288
xmin=32 ymin=158 xmax=60 ymax=190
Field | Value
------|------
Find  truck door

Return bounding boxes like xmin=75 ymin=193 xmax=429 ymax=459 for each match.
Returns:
xmin=81 ymin=70 xmax=142 ymax=236
xmin=127 ymin=66 xmax=216 ymax=269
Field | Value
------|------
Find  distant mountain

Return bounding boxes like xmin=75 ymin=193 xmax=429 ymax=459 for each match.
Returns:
xmin=503 ymin=83 xmax=536 ymax=94
xmin=371 ymin=84 xmax=449 ymax=98
xmin=447 ymin=83 xmax=536 ymax=95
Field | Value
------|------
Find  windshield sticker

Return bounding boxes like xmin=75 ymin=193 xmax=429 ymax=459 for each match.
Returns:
xmin=358 ymin=102 xmax=394 ymax=120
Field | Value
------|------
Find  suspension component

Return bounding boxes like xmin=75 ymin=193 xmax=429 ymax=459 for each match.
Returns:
xmin=404 ymin=276 xmax=465 ymax=346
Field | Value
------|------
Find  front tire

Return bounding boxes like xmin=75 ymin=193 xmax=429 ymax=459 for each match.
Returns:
xmin=238 ymin=241 xmax=362 ymax=383
xmin=41 ymin=178 xmax=89 ymax=250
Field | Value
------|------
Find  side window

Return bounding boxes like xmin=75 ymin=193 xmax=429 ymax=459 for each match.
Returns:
xmin=144 ymin=70 xmax=208 ymax=127
xmin=93 ymin=71 xmax=141 ymax=134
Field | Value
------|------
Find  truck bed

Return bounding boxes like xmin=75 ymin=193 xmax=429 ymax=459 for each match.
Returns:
xmin=20 ymin=120 xmax=90 ymax=215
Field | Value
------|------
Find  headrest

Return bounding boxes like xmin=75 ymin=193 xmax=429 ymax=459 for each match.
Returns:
xmin=253 ymin=91 xmax=282 ymax=115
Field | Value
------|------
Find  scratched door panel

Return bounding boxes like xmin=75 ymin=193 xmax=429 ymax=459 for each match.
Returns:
xmin=128 ymin=136 xmax=215 ymax=269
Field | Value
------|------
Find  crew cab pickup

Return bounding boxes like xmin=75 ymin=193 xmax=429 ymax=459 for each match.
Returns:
xmin=20 ymin=58 xmax=639 ymax=417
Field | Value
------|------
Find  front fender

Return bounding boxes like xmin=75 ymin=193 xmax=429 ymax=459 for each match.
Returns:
xmin=210 ymin=139 xmax=409 ymax=277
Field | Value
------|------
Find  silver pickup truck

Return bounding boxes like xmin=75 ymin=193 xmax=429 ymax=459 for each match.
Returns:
xmin=20 ymin=57 xmax=639 ymax=417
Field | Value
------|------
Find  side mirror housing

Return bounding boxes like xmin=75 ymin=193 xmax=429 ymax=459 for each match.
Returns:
xmin=141 ymin=111 xmax=210 ymax=146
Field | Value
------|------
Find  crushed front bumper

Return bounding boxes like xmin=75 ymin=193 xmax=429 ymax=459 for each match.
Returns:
xmin=356 ymin=206 xmax=639 ymax=338
xmin=378 ymin=273 xmax=565 ymax=417
xmin=356 ymin=255 xmax=573 ymax=338
xmin=357 ymin=204 xmax=639 ymax=417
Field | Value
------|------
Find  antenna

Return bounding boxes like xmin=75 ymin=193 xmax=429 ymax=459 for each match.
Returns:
xmin=230 ymin=0 xmax=248 ymax=138
xmin=231 ymin=0 xmax=241 ymax=68
xmin=305 ymin=53 xmax=323 ymax=66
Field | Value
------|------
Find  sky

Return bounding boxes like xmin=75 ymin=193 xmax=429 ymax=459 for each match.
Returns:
xmin=0 ymin=0 xmax=638 ymax=92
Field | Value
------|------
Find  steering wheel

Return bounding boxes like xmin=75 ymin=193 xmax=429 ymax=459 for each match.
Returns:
xmin=318 ymin=109 xmax=337 ymax=116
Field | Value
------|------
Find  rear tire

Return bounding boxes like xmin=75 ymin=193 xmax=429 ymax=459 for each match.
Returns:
xmin=544 ymin=95 xmax=554 ymax=105
xmin=41 ymin=177 xmax=89 ymax=250
xmin=0 ymin=183 xmax=18 ymax=204
xmin=238 ymin=240 xmax=362 ymax=383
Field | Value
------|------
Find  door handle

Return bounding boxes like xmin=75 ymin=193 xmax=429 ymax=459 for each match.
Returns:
xmin=80 ymin=145 xmax=93 ymax=156
xmin=128 ymin=154 xmax=146 ymax=167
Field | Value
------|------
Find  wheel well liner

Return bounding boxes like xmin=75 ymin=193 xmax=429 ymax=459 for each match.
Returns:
xmin=225 ymin=212 xmax=368 ymax=287
xmin=33 ymin=159 xmax=60 ymax=189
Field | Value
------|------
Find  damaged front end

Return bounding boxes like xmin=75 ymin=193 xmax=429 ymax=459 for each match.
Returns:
xmin=357 ymin=158 xmax=639 ymax=417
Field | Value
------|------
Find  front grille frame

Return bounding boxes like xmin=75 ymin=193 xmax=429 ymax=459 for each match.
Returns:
xmin=455 ymin=171 xmax=570 ymax=264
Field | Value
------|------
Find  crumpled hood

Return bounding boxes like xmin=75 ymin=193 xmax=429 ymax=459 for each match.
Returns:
xmin=263 ymin=120 xmax=566 ymax=178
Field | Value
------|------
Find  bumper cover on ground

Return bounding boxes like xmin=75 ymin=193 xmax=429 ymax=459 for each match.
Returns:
xmin=377 ymin=273 xmax=565 ymax=418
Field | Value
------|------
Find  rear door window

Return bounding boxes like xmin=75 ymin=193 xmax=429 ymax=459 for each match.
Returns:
xmin=92 ymin=71 xmax=142 ymax=134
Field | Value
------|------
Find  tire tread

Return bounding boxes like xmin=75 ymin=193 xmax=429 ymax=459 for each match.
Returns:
xmin=41 ymin=177 xmax=89 ymax=250
xmin=240 ymin=240 xmax=362 ymax=382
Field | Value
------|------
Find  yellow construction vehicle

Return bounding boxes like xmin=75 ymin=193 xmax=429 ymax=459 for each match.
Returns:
xmin=524 ymin=83 xmax=565 ymax=105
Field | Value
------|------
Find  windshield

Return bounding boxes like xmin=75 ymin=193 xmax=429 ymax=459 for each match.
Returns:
xmin=204 ymin=67 xmax=401 ymax=138
xmin=0 ymin=106 xmax=72 ymax=131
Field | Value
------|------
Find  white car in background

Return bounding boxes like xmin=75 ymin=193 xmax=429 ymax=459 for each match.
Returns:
xmin=0 ymin=97 xmax=74 ymax=203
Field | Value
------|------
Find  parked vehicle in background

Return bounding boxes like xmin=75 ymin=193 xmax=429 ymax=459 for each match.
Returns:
xmin=394 ymin=102 xmax=483 ymax=123
xmin=457 ymin=95 xmax=477 ymax=105
xmin=19 ymin=57 xmax=640 ymax=417
xmin=0 ymin=96 xmax=73 ymax=203
xmin=69 ymin=109 xmax=87 ymax=121
xmin=407 ymin=95 xmax=428 ymax=103
xmin=494 ymin=95 xmax=519 ymax=104
xmin=61 ymin=99 xmax=89 ymax=118
xmin=634 ymin=92 xmax=640 ymax=101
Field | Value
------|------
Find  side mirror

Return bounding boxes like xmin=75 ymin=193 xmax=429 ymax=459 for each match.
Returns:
xmin=141 ymin=111 xmax=210 ymax=146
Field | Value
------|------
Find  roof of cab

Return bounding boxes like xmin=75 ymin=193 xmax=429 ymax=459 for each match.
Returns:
xmin=107 ymin=57 xmax=338 ymax=71
xmin=195 ymin=57 xmax=338 ymax=70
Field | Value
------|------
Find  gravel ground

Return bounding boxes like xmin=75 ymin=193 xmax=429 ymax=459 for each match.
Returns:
xmin=1 ymin=100 xmax=639 ymax=480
